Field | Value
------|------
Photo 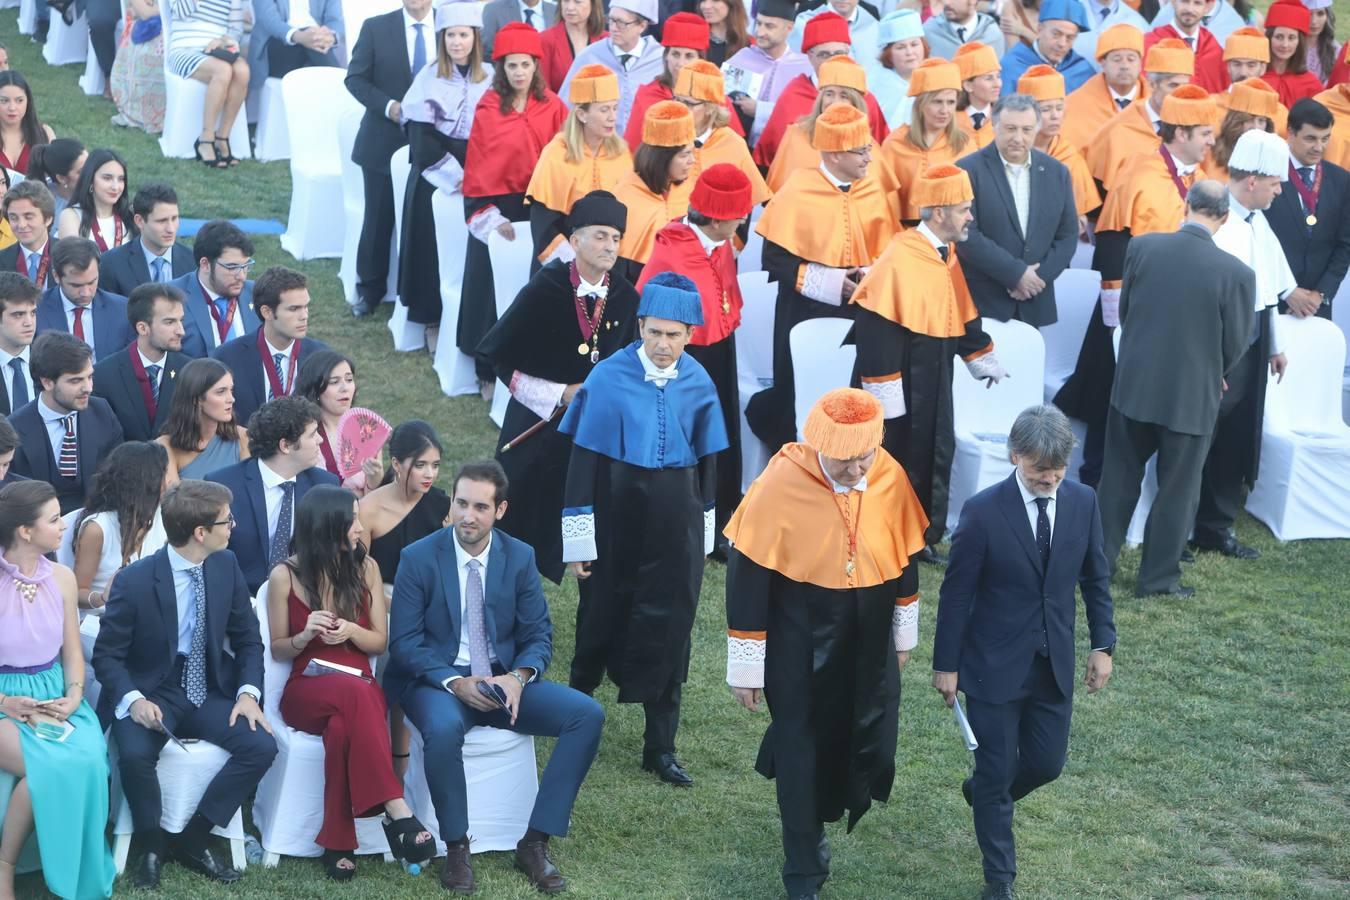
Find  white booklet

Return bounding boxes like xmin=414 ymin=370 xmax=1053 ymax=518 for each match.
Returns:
xmin=303 ymin=658 xmax=367 ymax=680
xmin=953 ymin=697 xmax=979 ymax=751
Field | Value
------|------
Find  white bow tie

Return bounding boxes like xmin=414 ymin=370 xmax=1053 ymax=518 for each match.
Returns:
xmin=644 ymin=367 xmax=679 ymax=383
xmin=578 ymin=279 xmax=608 ymax=298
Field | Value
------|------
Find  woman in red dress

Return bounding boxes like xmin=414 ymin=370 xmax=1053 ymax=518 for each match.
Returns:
xmin=539 ymin=0 xmax=607 ymax=92
xmin=0 ymin=71 xmax=55 ymax=175
xmin=1262 ymin=0 xmax=1325 ymax=107
xmin=267 ymin=485 xmax=435 ymax=880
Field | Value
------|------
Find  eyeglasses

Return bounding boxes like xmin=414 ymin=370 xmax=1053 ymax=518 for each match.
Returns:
xmin=809 ymin=48 xmax=847 ymax=61
xmin=214 ymin=259 xmax=256 ymax=273
xmin=844 ymin=146 xmax=873 ymax=159
xmin=676 ymin=97 xmax=707 ymax=109
xmin=209 ymin=513 xmax=236 ymax=529
xmin=606 ymin=15 xmax=641 ymax=29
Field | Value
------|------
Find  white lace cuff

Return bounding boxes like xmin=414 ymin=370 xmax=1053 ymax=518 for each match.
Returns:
xmin=726 ymin=635 xmax=766 ymax=688
xmin=861 ymin=374 xmax=905 ymax=419
xmin=799 ymin=263 xmax=846 ymax=305
xmin=509 ymin=371 xmax=566 ymax=421
xmin=704 ymin=505 xmax=715 ymax=556
xmin=467 ymin=205 xmax=508 ymax=243
xmin=892 ymin=599 xmax=919 ymax=653
xmin=561 ymin=507 xmax=597 ymax=562
xmin=1100 ymin=285 xmax=1122 ymax=329
xmin=965 ymin=350 xmax=1006 ymax=383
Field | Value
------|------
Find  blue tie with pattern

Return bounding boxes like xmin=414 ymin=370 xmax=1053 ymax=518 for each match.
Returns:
xmin=270 ymin=482 xmax=295 ymax=568
xmin=146 ymin=364 xmax=161 ymax=404
xmin=273 ymin=352 xmax=288 ymax=397
xmin=183 ymin=566 xmax=208 ymax=707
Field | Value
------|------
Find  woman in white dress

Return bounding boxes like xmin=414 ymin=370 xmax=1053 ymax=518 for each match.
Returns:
xmin=165 ymin=0 xmax=249 ymax=167
xmin=55 ymin=148 xmax=136 ymax=250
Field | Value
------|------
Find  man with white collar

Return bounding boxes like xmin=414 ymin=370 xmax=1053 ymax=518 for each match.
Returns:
xmin=1074 ymin=0 xmax=1147 ymax=63
xmin=791 ymin=0 xmax=881 ymax=63
xmin=34 ymin=237 xmax=135 ymax=363
xmin=92 ymin=283 xmax=191 ymax=442
xmin=1144 ymin=0 xmax=1225 ymax=90
xmin=1000 ymin=0 xmax=1096 ymax=94
xmin=721 ymin=0 xmax=812 ymax=142
xmin=1191 ymin=129 xmax=1293 ymax=561
xmin=1063 ymin=24 xmax=1151 ymax=155
xmin=559 ymin=0 xmax=664 ymax=134
xmin=0 ymin=272 xmax=38 ymax=417
xmin=481 ymin=0 xmax=556 ymax=57
xmin=172 ymin=220 xmax=261 ymax=359
xmin=559 ymin=273 xmax=728 ymax=788
xmin=1152 ymin=0 xmax=1246 ymax=44
xmin=0 ymin=180 xmax=58 ymax=291
xmin=923 ymin=0 xmax=1005 ymax=61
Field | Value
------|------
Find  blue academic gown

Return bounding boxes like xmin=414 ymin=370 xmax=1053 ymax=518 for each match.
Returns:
xmin=999 ymin=42 xmax=1096 ymax=95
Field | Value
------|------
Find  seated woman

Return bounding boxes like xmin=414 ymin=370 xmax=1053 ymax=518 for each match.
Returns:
xmin=296 ymin=350 xmax=383 ymax=493
xmin=71 ymin=441 xmax=169 ymax=614
xmin=613 ymin=100 xmax=697 ymax=282
xmin=24 ymin=138 xmax=86 ymax=234
xmin=155 ymin=358 xmax=250 ymax=482
xmin=674 ymin=60 xmax=771 ymax=208
xmin=267 ymin=485 xmax=435 ymax=880
xmin=110 ymin=0 xmax=168 ymax=134
xmin=539 ymin=0 xmax=607 ymax=93
xmin=0 ymin=72 xmax=54 ymax=177
xmin=56 ymin=148 xmax=136 ymax=251
xmin=358 ymin=421 xmax=451 ymax=778
xmin=165 ymin=0 xmax=249 ymax=168
xmin=0 ymin=481 xmax=116 ymax=900
xmin=879 ymin=58 xmax=972 ymax=224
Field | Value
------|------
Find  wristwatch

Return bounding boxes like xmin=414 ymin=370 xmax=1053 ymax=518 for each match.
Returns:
xmin=510 ymin=670 xmax=528 ymax=689
xmin=1098 ymin=643 xmax=1115 ymax=657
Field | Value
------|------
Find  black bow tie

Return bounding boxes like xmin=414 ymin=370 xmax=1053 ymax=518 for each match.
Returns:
xmin=937 ymin=245 xmax=949 ymax=262
xmin=838 ymin=183 xmax=851 ymax=193
xmin=1115 ymin=97 xmax=1130 ymax=110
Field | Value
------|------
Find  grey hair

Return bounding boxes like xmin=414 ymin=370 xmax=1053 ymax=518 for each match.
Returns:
xmin=992 ymin=93 xmax=1042 ymax=126
xmin=1186 ymin=180 xmax=1229 ymax=219
xmin=1007 ymin=404 xmax=1076 ymax=467
xmin=918 ymin=206 xmax=935 ymax=221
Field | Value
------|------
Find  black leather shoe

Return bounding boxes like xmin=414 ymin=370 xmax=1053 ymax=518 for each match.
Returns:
xmin=1135 ymin=585 xmax=1196 ymax=599
xmin=642 ymin=752 xmax=694 ymax=786
xmin=981 ymin=882 xmax=1016 ymax=899
xmin=962 ymin=776 xmax=973 ymax=808
xmin=172 ymin=844 xmax=241 ymax=884
xmin=514 ymin=839 xmax=566 ymax=893
xmin=1189 ymin=535 xmax=1259 ymax=560
xmin=1179 ymin=548 xmax=1195 ymax=563
xmin=133 ymin=851 xmax=163 ymax=889
xmin=350 ymin=298 xmax=376 ymax=318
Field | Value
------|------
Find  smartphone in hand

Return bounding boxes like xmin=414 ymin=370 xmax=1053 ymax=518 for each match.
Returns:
xmin=476 ymin=680 xmax=508 ymax=709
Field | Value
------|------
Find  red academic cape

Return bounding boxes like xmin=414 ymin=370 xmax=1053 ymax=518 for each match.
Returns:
xmin=1260 ymin=69 xmax=1325 ymax=109
xmin=751 ymin=74 xmax=891 ymax=168
xmin=622 ymin=79 xmax=745 ymax=152
xmin=462 ymin=89 xmax=569 ymax=198
xmin=1144 ymin=25 xmax=1226 ymax=93
xmin=1331 ymin=42 xmax=1350 ymax=87
xmin=636 ymin=220 xmax=743 ymax=345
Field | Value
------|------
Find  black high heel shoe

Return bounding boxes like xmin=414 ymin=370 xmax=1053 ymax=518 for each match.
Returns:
xmin=214 ymin=135 xmax=240 ymax=167
xmin=194 ymin=138 xmax=226 ymax=168
xmin=382 ymin=815 xmax=436 ymax=866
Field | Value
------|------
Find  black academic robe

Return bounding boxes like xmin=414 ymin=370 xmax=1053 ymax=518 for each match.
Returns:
xmin=398 ymin=126 xmax=467 ymax=326
xmin=476 ymin=261 xmax=640 ymax=582
xmin=459 ymin=192 xmax=529 ymax=381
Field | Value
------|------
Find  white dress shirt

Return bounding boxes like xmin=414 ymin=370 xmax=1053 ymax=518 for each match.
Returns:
xmin=285 ymin=0 xmax=319 ymax=40
xmin=999 ymin=150 xmax=1032 ymax=236
xmin=61 ymin=290 xmax=95 ymax=358
xmin=38 ymin=395 xmax=78 ymax=471
xmin=258 ymin=458 xmax=298 ymax=547
xmin=686 ymin=217 xmax=726 ymax=257
xmin=262 ymin=336 xmax=296 ymax=400
xmin=915 ymin=220 xmax=947 ymax=255
xmin=1214 ymin=192 xmax=1295 ymax=353
xmin=818 ymin=162 xmax=851 ymax=191
xmin=1013 ymin=468 xmax=1057 ymax=540
xmin=518 ymin=0 xmax=547 ymax=30
xmin=637 ymin=344 xmax=679 ymax=388
xmin=387 ymin=8 xmax=435 ymax=117
xmin=140 ymin=239 xmax=173 ymax=283
xmin=19 ymin=241 xmax=47 ymax=280
xmin=1109 ymin=84 xmax=1138 ymax=105
xmin=0 ymin=345 xmax=33 ymax=410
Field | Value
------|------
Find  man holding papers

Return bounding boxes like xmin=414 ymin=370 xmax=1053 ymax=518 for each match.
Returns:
xmin=931 ymin=404 xmax=1115 ymax=900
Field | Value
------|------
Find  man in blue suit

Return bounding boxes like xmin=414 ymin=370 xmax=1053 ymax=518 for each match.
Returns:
xmin=248 ymin=0 xmax=345 ymax=99
xmin=206 ymin=395 xmax=337 ymax=593
xmin=92 ymin=479 xmax=276 ymax=889
xmin=932 ymin=405 xmax=1115 ymax=900
xmin=98 ymin=184 xmax=197 ymax=298
xmin=999 ymin=0 xmax=1096 ymax=95
xmin=173 ymin=220 xmax=260 ymax=359
xmin=386 ymin=460 xmax=604 ymax=896
xmin=210 ymin=266 xmax=328 ymax=429
xmin=35 ymin=237 xmax=134 ymax=362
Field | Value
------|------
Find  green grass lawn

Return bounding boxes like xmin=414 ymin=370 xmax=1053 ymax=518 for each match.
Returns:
xmin=6 ymin=13 xmax=1350 ymax=897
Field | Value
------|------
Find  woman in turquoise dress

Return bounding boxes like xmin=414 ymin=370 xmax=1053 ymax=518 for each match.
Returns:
xmin=0 ymin=480 xmax=115 ymax=899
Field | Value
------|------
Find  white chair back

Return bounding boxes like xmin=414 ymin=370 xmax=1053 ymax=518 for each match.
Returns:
xmin=342 ymin=0 xmax=402 ymax=55
xmin=18 ymin=0 xmax=37 ymax=34
xmin=1263 ymin=315 xmax=1349 ymax=435
xmin=952 ymin=319 xmax=1046 ymax=439
xmin=254 ymin=585 xmax=290 ymax=719
xmin=739 ymin=229 xmax=765 ymax=274
xmin=432 ymin=190 xmax=481 ymax=397
xmin=56 ymin=509 xmax=82 ymax=569
xmin=790 ymin=318 xmax=856 ymax=442
xmin=337 ymin=105 xmax=366 ymax=304
xmin=486 ymin=225 xmax=531 ymax=427
xmin=734 ymin=271 xmax=774 ymax=387
xmin=280 ymin=67 xmax=356 ymax=174
xmin=1041 ymin=268 xmax=1100 ymax=401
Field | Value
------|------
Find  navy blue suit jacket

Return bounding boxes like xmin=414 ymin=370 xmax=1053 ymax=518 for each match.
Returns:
xmin=6 ymin=396 xmax=125 ymax=514
xmin=171 ymin=271 xmax=260 ymax=360
xmin=36 ymin=286 xmax=135 ymax=362
xmin=1266 ymin=159 xmax=1350 ymax=300
xmin=91 ymin=345 xmax=191 ymax=441
xmin=206 ymin=458 xmax=339 ymax=593
xmin=97 ymin=239 xmax=196 ymax=298
xmin=210 ymin=331 xmax=330 ymax=429
xmin=385 ymin=527 xmax=553 ymax=703
xmin=91 ymin=547 xmax=265 ymax=726
xmin=933 ymin=473 xmax=1115 ymax=703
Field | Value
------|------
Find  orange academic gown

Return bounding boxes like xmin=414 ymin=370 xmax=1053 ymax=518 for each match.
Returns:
xmin=1313 ymin=85 xmax=1350 ymax=168
xmin=752 ymin=74 xmax=892 ymax=168
xmin=525 ymin=134 xmax=634 ymax=263
xmin=878 ymin=126 xmax=975 ymax=221
xmin=1085 ymin=100 xmax=1160 ymax=191
xmin=1063 ymin=73 xmax=1151 ymax=156
xmin=1043 ymin=135 xmax=1103 ymax=215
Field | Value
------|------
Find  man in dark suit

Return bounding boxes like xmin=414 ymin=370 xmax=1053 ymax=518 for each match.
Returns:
xmin=344 ymin=0 xmax=434 ymax=317
xmin=387 ymin=460 xmax=604 ymax=895
xmin=210 ymin=266 xmax=328 ymax=428
xmin=0 ymin=418 xmax=26 ymax=487
xmin=0 ymin=180 xmax=58 ymax=292
xmin=932 ymin=404 xmax=1115 ymax=900
xmin=7 ymin=332 xmax=124 ymax=514
xmin=92 ymin=283 xmax=191 ymax=442
xmin=206 ymin=395 xmax=338 ymax=593
xmin=248 ymin=0 xmax=345 ymax=96
xmin=1098 ymin=181 xmax=1254 ymax=598
xmin=956 ymin=94 xmax=1079 ymax=327
xmin=1268 ymin=98 xmax=1350 ymax=322
xmin=0 ymin=272 xmax=39 ymax=417
xmin=173 ymin=220 xmax=260 ymax=359
xmin=481 ymin=0 xmax=555 ymax=57
xmin=91 ymin=479 xmax=276 ymax=889
xmin=35 ymin=237 xmax=134 ymax=362
xmin=98 ymin=184 xmax=196 ymax=298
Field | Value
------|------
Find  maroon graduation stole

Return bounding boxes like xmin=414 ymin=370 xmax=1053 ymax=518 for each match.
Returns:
xmin=1158 ymin=146 xmax=1191 ymax=201
xmin=201 ymin=279 xmax=238 ymax=344
xmin=1286 ymin=160 xmax=1321 ymax=227
xmin=569 ymin=261 xmax=609 ymax=364
xmin=258 ymin=329 xmax=300 ymax=401
xmin=15 ymin=241 xmax=51 ymax=287
xmin=127 ymin=344 xmax=159 ymax=421
xmin=91 ymin=216 xmax=125 ymax=253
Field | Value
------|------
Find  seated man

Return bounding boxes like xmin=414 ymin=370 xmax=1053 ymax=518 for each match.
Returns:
xmin=173 ymin=220 xmax=261 ymax=359
xmin=92 ymin=283 xmax=191 ymax=441
xmin=385 ymin=460 xmax=604 ymax=896
xmin=35 ymin=237 xmax=135 ymax=362
xmin=92 ymin=479 xmax=277 ymax=889
xmin=0 ymin=180 xmax=58 ymax=291
xmin=0 ymin=271 xmax=39 ymax=417
xmin=98 ymin=184 xmax=196 ymax=297
xmin=248 ymin=0 xmax=344 ymax=98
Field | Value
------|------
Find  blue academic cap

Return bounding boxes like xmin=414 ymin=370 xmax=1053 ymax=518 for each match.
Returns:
xmin=1038 ymin=0 xmax=1090 ymax=31
xmin=637 ymin=272 xmax=704 ymax=326
xmin=878 ymin=9 xmax=924 ymax=45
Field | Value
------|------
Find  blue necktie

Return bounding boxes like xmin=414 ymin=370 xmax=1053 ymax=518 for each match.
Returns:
xmin=523 ymin=7 xmax=535 ymax=27
xmin=412 ymin=23 xmax=426 ymax=72
xmin=146 ymin=364 xmax=161 ymax=404
xmin=1299 ymin=166 xmax=1314 ymax=187
xmin=26 ymin=251 xmax=39 ymax=282
xmin=183 ymin=566 xmax=208 ymax=707
xmin=8 ymin=357 xmax=27 ymax=408
xmin=270 ymin=482 xmax=295 ymax=568
xmin=213 ymin=296 xmax=231 ymax=327
xmin=152 ymin=257 xmax=167 ymax=283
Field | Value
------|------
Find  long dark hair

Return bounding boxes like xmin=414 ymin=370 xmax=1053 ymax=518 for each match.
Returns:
xmin=26 ymin=137 xmax=84 ymax=188
xmin=634 ymin=142 xmax=685 ymax=195
xmin=492 ymin=55 xmax=548 ymax=113
xmin=0 ymin=71 xmax=49 ymax=151
xmin=286 ymin=485 xmax=369 ymax=622
xmin=77 ymin=441 xmax=168 ymax=564
xmin=1309 ymin=9 xmax=1337 ymax=80
xmin=0 ymin=480 xmax=58 ymax=549
xmin=297 ymin=349 xmax=357 ymax=408
xmin=1267 ymin=25 xmax=1310 ymax=75
xmin=380 ymin=420 xmax=443 ymax=489
xmin=70 ymin=148 xmax=136 ymax=240
xmin=161 ymin=358 xmax=240 ymax=452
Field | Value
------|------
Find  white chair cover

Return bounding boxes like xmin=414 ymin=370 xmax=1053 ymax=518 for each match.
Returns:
xmin=17 ymin=0 xmax=37 ymax=33
xmin=1069 ymin=239 xmax=1094 ymax=271
xmin=1107 ymin=327 xmax=1157 ymax=546
xmin=403 ymin=720 xmax=538 ymax=856
xmin=1042 ymin=268 xmax=1100 ymax=402
xmin=735 ymin=271 xmax=775 ymax=491
xmin=157 ymin=1 xmax=253 ymax=160
xmin=254 ymin=78 xmax=291 ymax=162
xmin=79 ymin=35 xmax=106 ymax=95
xmin=789 ymin=317 xmax=856 ymax=442
xmin=738 ymin=229 xmax=765 ymax=275
xmin=280 ymin=67 xmax=356 ymax=259
xmin=947 ymin=319 xmax=1045 ymax=533
xmin=386 ymin=145 xmax=425 ymax=351
xmin=341 ymin=0 xmax=401 ymax=54
xmin=1246 ymin=315 xmax=1350 ymax=539
xmin=337 ymin=105 xmax=367 ymax=306
xmin=432 ymin=189 xmax=480 ymax=397
xmin=43 ymin=12 xmax=88 ymax=66
xmin=486 ymin=224 xmax=532 ymax=426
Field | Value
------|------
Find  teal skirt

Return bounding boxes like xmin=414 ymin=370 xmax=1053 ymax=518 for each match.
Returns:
xmin=0 ymin=662 xmax=114 ymax=899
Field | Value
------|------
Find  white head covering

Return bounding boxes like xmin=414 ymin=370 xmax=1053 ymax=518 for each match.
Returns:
xmin=1301 ymin=0 xmax=1332 ymax=11
xmin=435 ymin=0 xmax=483 ymax=30
xmin=614 ymin=0 xmax=659 ymax=24
xmin=1229 ymin=130 xmax=1290 ymax=179
xmin=878 ymin=9 xmax=924 ymax=46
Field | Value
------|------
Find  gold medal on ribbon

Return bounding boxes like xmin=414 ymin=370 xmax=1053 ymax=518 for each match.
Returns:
xmin=1307 ymin=214 xmax=1318 ymax=226
xmin=577 ymin=342 xmax=590 ymax=356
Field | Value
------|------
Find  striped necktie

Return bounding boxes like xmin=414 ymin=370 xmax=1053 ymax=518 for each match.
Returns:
xmin=58 ymin=414 xmax=78 ymax=479
xmin=146 ymin=364 xmax=161 ymax=404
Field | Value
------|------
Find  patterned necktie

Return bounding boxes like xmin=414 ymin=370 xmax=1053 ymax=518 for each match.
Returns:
xmin=971 ymin=111 xmax=985 ymax=130
xmin=1115 ymin=97 xmax=1130 ymax=110
xmin=152 ymin=257 xmax=167 ymax=283
xmin=183 ymin=565 xmax=208 ymax=707
xmin=270 ymin=482 xmax=295 ymax=568
xmin=464 ymin=559 xmax=491 ymax=677
xmin=146 ymin=364 xmax=161 ymax=404
xmin=58 ymin=414 xmax=78 ymax=479
xmin=1299 ymin=166 xmax=1314 ymax=187
xmin=1034 ymin=497 xmax=1051 ymax=567
xmin=272 ymin=352 xmax=288 ymax=397
xmin=412 ymin=23 xmax=427 ymax=71
xmin=212 ymin=296 xmax=231 ymax=329
xmin=8 ymin=357 xmax=27 ymax=408
xmin=72 ymin=305 xmax=86 ymax=342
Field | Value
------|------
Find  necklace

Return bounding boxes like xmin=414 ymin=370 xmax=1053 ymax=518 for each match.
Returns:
xmin=570 ymin=262 xmax=609 ymax=363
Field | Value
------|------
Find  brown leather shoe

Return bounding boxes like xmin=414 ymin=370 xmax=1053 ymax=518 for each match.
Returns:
xmin=439 ymin=840 xmax=475 ymax=894
xmin=514 ymin=839 xmax=566 ymax=893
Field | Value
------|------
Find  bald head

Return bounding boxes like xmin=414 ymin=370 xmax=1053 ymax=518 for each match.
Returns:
xmin=1184 ymin=179 xmax=1229 ymax=232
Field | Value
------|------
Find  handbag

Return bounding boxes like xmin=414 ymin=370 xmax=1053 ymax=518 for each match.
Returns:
xmin=130 ymin=15 xmax=162 ymax=44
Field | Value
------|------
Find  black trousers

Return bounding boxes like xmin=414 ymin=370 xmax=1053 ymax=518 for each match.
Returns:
xmin=782 ymin=824 xmax=831 ymax=897
xmin=642 ymin=681 xmax=681 ymax=758
xmin=85 ymin=0 xmax=121 ymax=78
xmin=1098 ymin=407 xmax=1212 ymax=594
xmin=355 ymin=166 xmax=397 ymax=305
xmin=965 ymin=654 xmax=1072 ymax=885
xmin=266 ymin=40 xmax=313 ymax=79
xmin=1193 ymin=339 xmax=1263 ymax=545
xmin=110 ymin=663 xmax=277 ymax=836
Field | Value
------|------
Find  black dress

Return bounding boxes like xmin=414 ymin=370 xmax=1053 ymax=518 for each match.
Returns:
xmin=367 ymin=486 xmax=453 ymax=586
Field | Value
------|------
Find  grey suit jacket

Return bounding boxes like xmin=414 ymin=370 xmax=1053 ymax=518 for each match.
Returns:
xmin=955 ymin=145 xmax=1079 ymax=327
xmin=1111 ymin=224 xmax=1255 ymax=436
xmin=482 ymin=0 xmax=557 ymax=58
xmin=248 ymin=0 xmax=345 ymax=91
